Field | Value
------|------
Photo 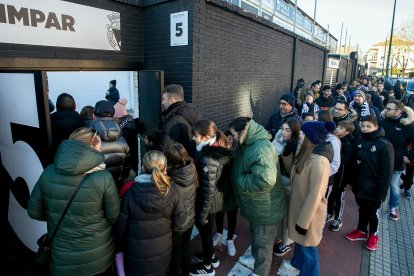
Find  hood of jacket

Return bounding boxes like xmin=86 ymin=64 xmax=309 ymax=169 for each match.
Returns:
xmin=312 ymin=142 xmax=334 ymax=163
xmin=54 ymin=140 xmax=105 ymax=176
xmin=381 ymin=106 xmax=414 ymax=126
xmin=241 ymin=120 xmax=272 ymax=146
xmin=201 ymin=144 xmax=234 ymax=160
xmin=172 ymin=161 xmax=198 ymax=188
xmin=162 ymin=101 xmax=200 ymax=125
xmin=91 ymin=117 xmax=122 ymax=142
xmin=132 ymin=174 xmax=174 ymax=214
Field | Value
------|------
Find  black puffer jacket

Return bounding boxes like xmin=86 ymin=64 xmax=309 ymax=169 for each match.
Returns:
xmin=195 ymin=145 xmax=232 ymax=224
xmin=115 ymin=174 xmax=186 ymax=276
xmin=161 ymin=101 xmax=202 ymax=157
xmin=352 ymin=128 xmax=394 ymax=202
xmin=90 ymin=117 xmax=130 ymax=187
xmin=169 ymin=161 xmax=198 ymax=231
xmin=380 ymin=108 xmax=414 ymax=171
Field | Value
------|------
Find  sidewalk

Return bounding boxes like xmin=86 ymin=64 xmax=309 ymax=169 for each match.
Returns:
xmin=363 ymin=191 xmax=414 ymax=276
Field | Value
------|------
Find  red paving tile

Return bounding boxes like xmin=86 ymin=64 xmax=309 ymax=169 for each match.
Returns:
xmin=191 ymin=186 xmax=362 ymax=275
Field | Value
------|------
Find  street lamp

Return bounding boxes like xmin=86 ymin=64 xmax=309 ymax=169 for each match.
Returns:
xmin=385 ymin=0 xmax=397 ymax=81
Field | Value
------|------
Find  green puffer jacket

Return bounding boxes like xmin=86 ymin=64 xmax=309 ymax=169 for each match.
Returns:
xmin=232 ymin=120 xmax=287 ymax=225
xmin=28 ymin=140 xmax=120 ymax=276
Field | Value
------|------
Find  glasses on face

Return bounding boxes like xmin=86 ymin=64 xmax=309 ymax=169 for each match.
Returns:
xmin=385 ymin=107 xmax=397 ymax=111
xmin=89 ymin=129 xmax=98 ymax=146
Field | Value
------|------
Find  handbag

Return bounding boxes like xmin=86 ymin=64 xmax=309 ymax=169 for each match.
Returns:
xmin=34 ymin=176 xmax=87 ymax=266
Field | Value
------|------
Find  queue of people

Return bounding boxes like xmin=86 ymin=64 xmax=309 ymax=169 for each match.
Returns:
xmin=27 ymin=77 xmax=413 ymax=276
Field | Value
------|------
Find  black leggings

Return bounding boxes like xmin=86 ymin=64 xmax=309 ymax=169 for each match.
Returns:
xmin=169 ymin=226 xmax=193 ymax=276
xmin=401 ymin=165 xmax=413 ymax=190
xmin=216 ymin=208 xmax=238 ymax=240
xmin=195 ymin=213 xmax=216 ymax=265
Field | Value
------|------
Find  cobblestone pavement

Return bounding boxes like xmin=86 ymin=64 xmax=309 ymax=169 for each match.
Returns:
xmin=364 ymin=190 xmax=414 ymax=276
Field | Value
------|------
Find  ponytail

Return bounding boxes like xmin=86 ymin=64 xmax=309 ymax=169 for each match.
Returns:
xmin=151 ymin=167 xmax=171 ymax=195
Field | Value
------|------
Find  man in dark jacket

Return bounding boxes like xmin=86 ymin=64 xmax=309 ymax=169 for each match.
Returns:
xmin=50 ymin=93 xmax=86 ymax=156
xmin=230 ymin=117 xmax=287 ymax=276
xmin=91 ymin=100 xmax=131 ymax=189
xmin=160 ymin=84 xmax=202 ymax=156
xmin=266 ymin=93 xmax=303 ymax=138
xmin=380 ymin=100 xmax=414 ymax=220
xmin=350 ymin=90 xmax=378 ymax=121
xmin=315 ymin=85 xmax=336 ymax=110
xmin=346 ymin=115 xmax=393 ymax=251
xmin=105 ymin=79 xmax=120 ymax=105
xmin=332 ymin=101 xmax=361 ymax=138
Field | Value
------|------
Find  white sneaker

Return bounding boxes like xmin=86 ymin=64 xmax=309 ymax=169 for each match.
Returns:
xmin=227 ymin=239 xmax=236 ymax=256
xmin=239 ymin=255 xmax=255 ymax=270
xmin=212 ymin=233 xmax=223 ymax=247
xmin=277 ymin=259 xmax=300 ymax=276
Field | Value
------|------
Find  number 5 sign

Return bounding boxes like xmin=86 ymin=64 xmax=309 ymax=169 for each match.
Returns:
xmin=170 ymin=11 xmax=188 ymax=46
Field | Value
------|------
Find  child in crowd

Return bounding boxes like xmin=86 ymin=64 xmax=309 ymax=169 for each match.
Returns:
xmin=301 ymin=112 xmax=315 ymax=122
xmin=345 ymin=115 xmax=394 ymax=251
xmin=165 ymin=142 xmax=198 ymax=276
xmin=115 ymin=150 xmax=186 ymax=275
xmin=191 ymin=120 xmax=233 ymax=276
xmin=327 ymin=121 xmax=355 ymax=231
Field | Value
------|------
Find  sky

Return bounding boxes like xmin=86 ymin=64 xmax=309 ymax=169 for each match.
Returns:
xmin=297 ymin=0 xmax=413 ymax=53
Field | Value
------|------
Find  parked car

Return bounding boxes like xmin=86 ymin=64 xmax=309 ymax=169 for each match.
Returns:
xmin=401 ymin=79 xmax=414 ymax=109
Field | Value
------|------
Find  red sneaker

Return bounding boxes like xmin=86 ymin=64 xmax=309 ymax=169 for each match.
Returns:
xmin=345 ymin=230 xmax=367 ymax=241
xmin=366 ymin=234 xmax=379 ymax=251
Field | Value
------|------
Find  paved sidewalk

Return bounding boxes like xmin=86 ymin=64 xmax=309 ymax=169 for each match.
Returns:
xmin=363 ymin=191 xmax=414 ymax=276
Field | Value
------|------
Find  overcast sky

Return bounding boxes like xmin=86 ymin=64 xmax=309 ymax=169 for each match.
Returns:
xmin=297 ymin=0 xmax=413 ymax=53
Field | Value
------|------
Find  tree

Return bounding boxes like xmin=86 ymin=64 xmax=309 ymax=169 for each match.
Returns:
xmin=396 ymin=18 xmax=414 ymax=73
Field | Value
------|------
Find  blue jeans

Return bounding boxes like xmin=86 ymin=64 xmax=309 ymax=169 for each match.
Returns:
xmin=389 ymin=171 xmax=403 ymax=209
xmin=290 ymin=243 xmax=320 ymax=276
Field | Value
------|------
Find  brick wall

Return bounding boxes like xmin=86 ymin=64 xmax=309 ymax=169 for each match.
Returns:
xmin=295 ymin=40 xmax=326 ymax=89
xmin=142 ymin=0 xmax=195 ymax=102
xmin=0 ymin=0 xmax=144 ymax=66
xmin=193 ymin=0 xmax=295 ymax=128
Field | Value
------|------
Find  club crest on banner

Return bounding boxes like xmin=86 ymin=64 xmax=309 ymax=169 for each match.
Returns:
xmin=107 ymin=12 xmax=121 ymax=51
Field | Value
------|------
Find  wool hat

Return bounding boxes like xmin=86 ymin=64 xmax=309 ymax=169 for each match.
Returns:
xmin=114 ymin=98 xmax=128 ymax=118
xmin=95 ymin=100 xmax=115 ymax=117
xmin=301 ymin=121 xmax=336 ymax=145
xmin=280 ymin=93 xmax=296 ymax=107
xmin=110 ymin=79 xmax=117 ymax=86
xmin=354 ymin=90 xmax=366 ymax=100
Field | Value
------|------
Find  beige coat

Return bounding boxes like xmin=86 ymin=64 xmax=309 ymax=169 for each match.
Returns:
xmin=288 ymin=153 xmax=330 ymax=246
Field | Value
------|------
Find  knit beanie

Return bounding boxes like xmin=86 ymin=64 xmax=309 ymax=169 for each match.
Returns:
xmin=280 ymin=93 xmax=296 ymax=107
xmin=114 ymin=98 xmax=128 ymax=118
xmin=354 ymin=90 xmax=366 ymax=101
xmin=304 ymin=91 xmax=314 ymax=98
xmin=110 ymin=79 xmax=117 ymax=86
xmin=301 ymin=121 xmax=336 ymax=144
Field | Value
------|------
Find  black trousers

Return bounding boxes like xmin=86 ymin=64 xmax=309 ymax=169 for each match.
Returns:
xmin=169 ymin=226 xmax=193 ymax=276
xmin=216 ymin=208 xmax=238 ymax=240
xmin=401 ymin=165 xmax=413 ymax=190
xmin=195 ymin=213 xmax=216 ymax=265
xmin=356 ymin=198 xmax=381 ymax=234
xmin=327 ymin=166 xmax=347 ymax=220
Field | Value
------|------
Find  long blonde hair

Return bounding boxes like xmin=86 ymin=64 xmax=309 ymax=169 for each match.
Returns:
xmin=142 ymin=150 xmax=171 ymax=195
xmin=293 ymin=136 xmax=316 ymax=174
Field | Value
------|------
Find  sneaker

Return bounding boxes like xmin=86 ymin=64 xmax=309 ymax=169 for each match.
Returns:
xmin=389 ymin=208 xmax=399 ymax=221
xmin=329 ymin=219 xmax=343 ymax=232
xmin=193 ymin=252 xmax=220 ymax=268
xmin=404 ymin=189 xmax=412 ymax=199
xmin=226 ymin=239 xmax=236 ymax=256
xmin=212 ymin=232 xmax=223 ymax=247
xmin=190 ymin=263 xmax=215 ymax=276
xmin=273 ymin=242 xmax=291 ymax=256
xmin=238 ymin=255 xmax=255 ymax=270
xmin=277 ymin=259 xmax=300 ymax=276
xmin=345 ymin=230 xmax=367 ymax=241
xmin=365 ymin=234 xmax=379 ymax=251
xmin=326 ymin=214 xmax=334 ymax=224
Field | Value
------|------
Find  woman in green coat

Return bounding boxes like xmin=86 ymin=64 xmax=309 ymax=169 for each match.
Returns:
xmin=28 ymin=127 xmax=120 ymax=276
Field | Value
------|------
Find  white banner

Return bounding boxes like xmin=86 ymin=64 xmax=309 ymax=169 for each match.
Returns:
xmin=0 ymin=0 xmax=121 ymax=51
xmin=328 ymin=58 xmax=340 ymax=69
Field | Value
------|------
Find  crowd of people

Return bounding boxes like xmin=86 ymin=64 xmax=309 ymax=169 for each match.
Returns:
xmin=27 ymin=77 xmax=413 ymax=276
